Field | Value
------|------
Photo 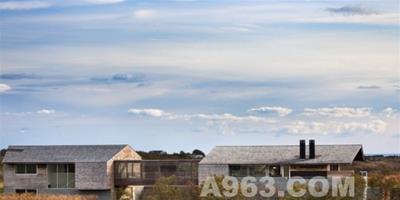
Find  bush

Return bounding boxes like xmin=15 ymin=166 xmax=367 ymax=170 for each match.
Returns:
xmin=141 ymin=176 xmax=198 ymax=200
xmin=0 ymin=194 xmax=97 ymax=200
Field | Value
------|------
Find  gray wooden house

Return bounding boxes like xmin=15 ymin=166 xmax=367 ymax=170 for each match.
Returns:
xmin=1 ymin=144 xmax=199 ymax=200
xmin=199 ymin=140 xmax=364 ymax=183
xmin=2 ymin=145 xmax=142 ymax=200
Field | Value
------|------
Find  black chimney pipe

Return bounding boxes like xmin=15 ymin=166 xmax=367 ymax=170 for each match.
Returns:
xmin=309 ymin=139 xmax=315 ymax=159
xmin=300 ymin=140 xmax=306 ymax=159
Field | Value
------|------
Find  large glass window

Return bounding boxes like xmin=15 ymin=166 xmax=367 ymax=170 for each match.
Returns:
xmin=116 ymin=162 xmax=141 ymax=179
xmin=229 ymin=165 xmax=267 ymax=177
xmin=15 ymin=164 xmax=37 ymax=174
xmin=249 ymin=165 xmax=267 ymax=177
xmin=48 ymin=164 xmax=75 ymax=188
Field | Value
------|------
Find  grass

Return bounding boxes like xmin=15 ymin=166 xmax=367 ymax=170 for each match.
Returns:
xmin=0 ymin=155 xmax=3 ymax=194
xmin=0 ymin=181 xmax=3 ymax=193
xmin=0 ymin=194 xmax=97 ymax=200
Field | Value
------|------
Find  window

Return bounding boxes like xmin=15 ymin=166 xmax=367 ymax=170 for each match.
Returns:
xmin=15 ymin=164 xmax=37 ymax=174
xmin=15 ymin=189 xmax=25 ymax=194
xmin=229 ymin=165 xmax=267 ymax=177
xmin=15 ymin=189 xmax=37 ymax=194
xmin=249 ymin=165 xmax=267 ymax=177
xmin=160 ymin=164 xmax=177 ymax=177
xmin=269 ymin=165 xmax=281 ymax=177
xmin=229 ymin=165 xmax=248 ymax=177
xmin=48 ymin=164 xmax=75 ymax=188
xmin=330 ymin=164 xmax=339 ymax=171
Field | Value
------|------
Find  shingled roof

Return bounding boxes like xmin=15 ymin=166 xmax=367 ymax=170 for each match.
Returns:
xmin=200 ymin=145 xmax=363 ymax=165
xmin=2 ymin=145 xmax=130 ymax=163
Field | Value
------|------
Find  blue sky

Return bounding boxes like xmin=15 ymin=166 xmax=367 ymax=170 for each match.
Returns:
xmin=0 ymin=0 xmax=399 ymax=154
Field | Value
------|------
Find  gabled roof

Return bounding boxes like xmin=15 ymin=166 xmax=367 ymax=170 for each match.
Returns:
xmin=2 ymin=145 xmax=130 ymax=163
xmin=200 ymin=145 xmax=363 ymax=165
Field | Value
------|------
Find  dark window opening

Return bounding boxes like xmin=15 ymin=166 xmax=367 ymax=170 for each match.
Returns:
xmin=229 ymin=165 xmax=267 ymax=177
xmin=15 ymin=189 xmax=37 ymax=194
xmin=160 ymin=164 xmax=177 ymax=177
xmin=15 ymin=164 xmax=37 ymax=174
xmin=291 ymin=171 xmax=327 ymax=178
xmin=269 ymin=165 xmax=281 ymax=177
xmin=15 ymin=189 xmax=25 ymax=194
xmin=330 ymin=164 xmax=339 ymax=171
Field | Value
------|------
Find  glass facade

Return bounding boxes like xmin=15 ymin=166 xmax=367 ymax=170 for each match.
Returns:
xmin=48 ymin=164 xmax=75 ymax=188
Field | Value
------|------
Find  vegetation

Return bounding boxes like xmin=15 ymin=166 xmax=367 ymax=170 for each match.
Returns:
xmin=199 ymin=176 xmax=246 ymax=200
xmin=368 ymin=173 xmax=400 ymax=200
xmin=140 ymin=176 xmax=199 ymax=200
xmin=280 ymin=174 xmax=366 ymax=200
xmin=353 ymin=156 xmax=400 ymax=200
xmin=198 ymin=175 xmax=365 ymax=200
xmin=137 ymin=149 xmax=205 ymax=160
xmin=0 ymin=194 xmax=97 ymax=200
xmin=1 ymin=153 xmax=4 ymax=193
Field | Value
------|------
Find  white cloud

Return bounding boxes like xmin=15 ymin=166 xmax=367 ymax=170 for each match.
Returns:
xmin=133 ymin=9 xmax=157 ymax=20
xmin=128 ymin=108 xmax=275 ymax=123
xmin=383 ymin=107 xmax=397 ymax=118
xmin=248 ymin=106 xmax=292 ymax=117
xmin=287 ymin=120 xmax=387 ymax=135
xmin=0 ymin=83 xmax=11 ymax=92
xmin=3 ymin=109 xmax=56 ymax=116
xmin=302 ymin=107 xmax=371 ymax=118
xmin=128 ymin=109 xmax=172 ymax=118
xmin=0 ymin=1 xmax=50 ymax=10
xmin=37 ymin=109 xmax=55 ymax=114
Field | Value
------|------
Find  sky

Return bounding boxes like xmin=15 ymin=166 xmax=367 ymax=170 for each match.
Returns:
xmin=0 ymin=0 xmax=399 ymax=154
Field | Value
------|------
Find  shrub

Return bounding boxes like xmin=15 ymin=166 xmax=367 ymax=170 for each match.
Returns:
xmin=141 ymin=176 xmax=198 ymax=200
xmin=0 ymin=194 xmax=97 ymax=200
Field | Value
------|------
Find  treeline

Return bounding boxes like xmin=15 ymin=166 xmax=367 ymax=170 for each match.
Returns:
xmin=137 ymin=149 xmax=205 ymax=160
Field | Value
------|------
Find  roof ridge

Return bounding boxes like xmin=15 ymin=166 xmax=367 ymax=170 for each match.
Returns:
xmin=215 ymin=144 xmax=362 ymax=147
xmin=8 ymin=144 xmax=128 ymax=147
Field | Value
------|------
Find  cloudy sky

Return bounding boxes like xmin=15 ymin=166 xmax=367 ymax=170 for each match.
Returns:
xmin=0 ymin=0 xmax=399 ymax=154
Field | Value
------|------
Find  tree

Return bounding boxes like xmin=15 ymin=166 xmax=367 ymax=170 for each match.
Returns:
xmin=192 ymin=149 xmax=205 ymax=158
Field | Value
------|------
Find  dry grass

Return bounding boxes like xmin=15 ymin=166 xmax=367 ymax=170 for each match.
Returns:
xmin=0 ymin=194 xmax=97 ymax=200
xmin=0 ymin=182 xmax=3 ymax=193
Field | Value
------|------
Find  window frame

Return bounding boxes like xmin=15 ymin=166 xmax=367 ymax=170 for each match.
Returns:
xmin=15 ymin=164 xmax=37 ymax=175
xmin=47 ymin=163 xmax=75 ymax=189
xmin=229 ymin=165 xmax=268 ymax=177
xmin=330 ymin=164 xmax=339 ymax=171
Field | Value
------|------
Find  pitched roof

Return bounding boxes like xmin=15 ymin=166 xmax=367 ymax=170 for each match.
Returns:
xmin=2 ymin=145 xmax=129 ymax=163
xmin=200 ymin=145 xmax=363 ymax=165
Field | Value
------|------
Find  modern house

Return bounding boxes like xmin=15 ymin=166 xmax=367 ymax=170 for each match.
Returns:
xmin=2 ymin=145 xmax=142 ymax=199
xmin=1 ymin=141 xmax=364 ymax=199
xmin=1 ymin=145 xmax=199 ymax=200
xmin=199 ymin=140 xmax=364 ymax=183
